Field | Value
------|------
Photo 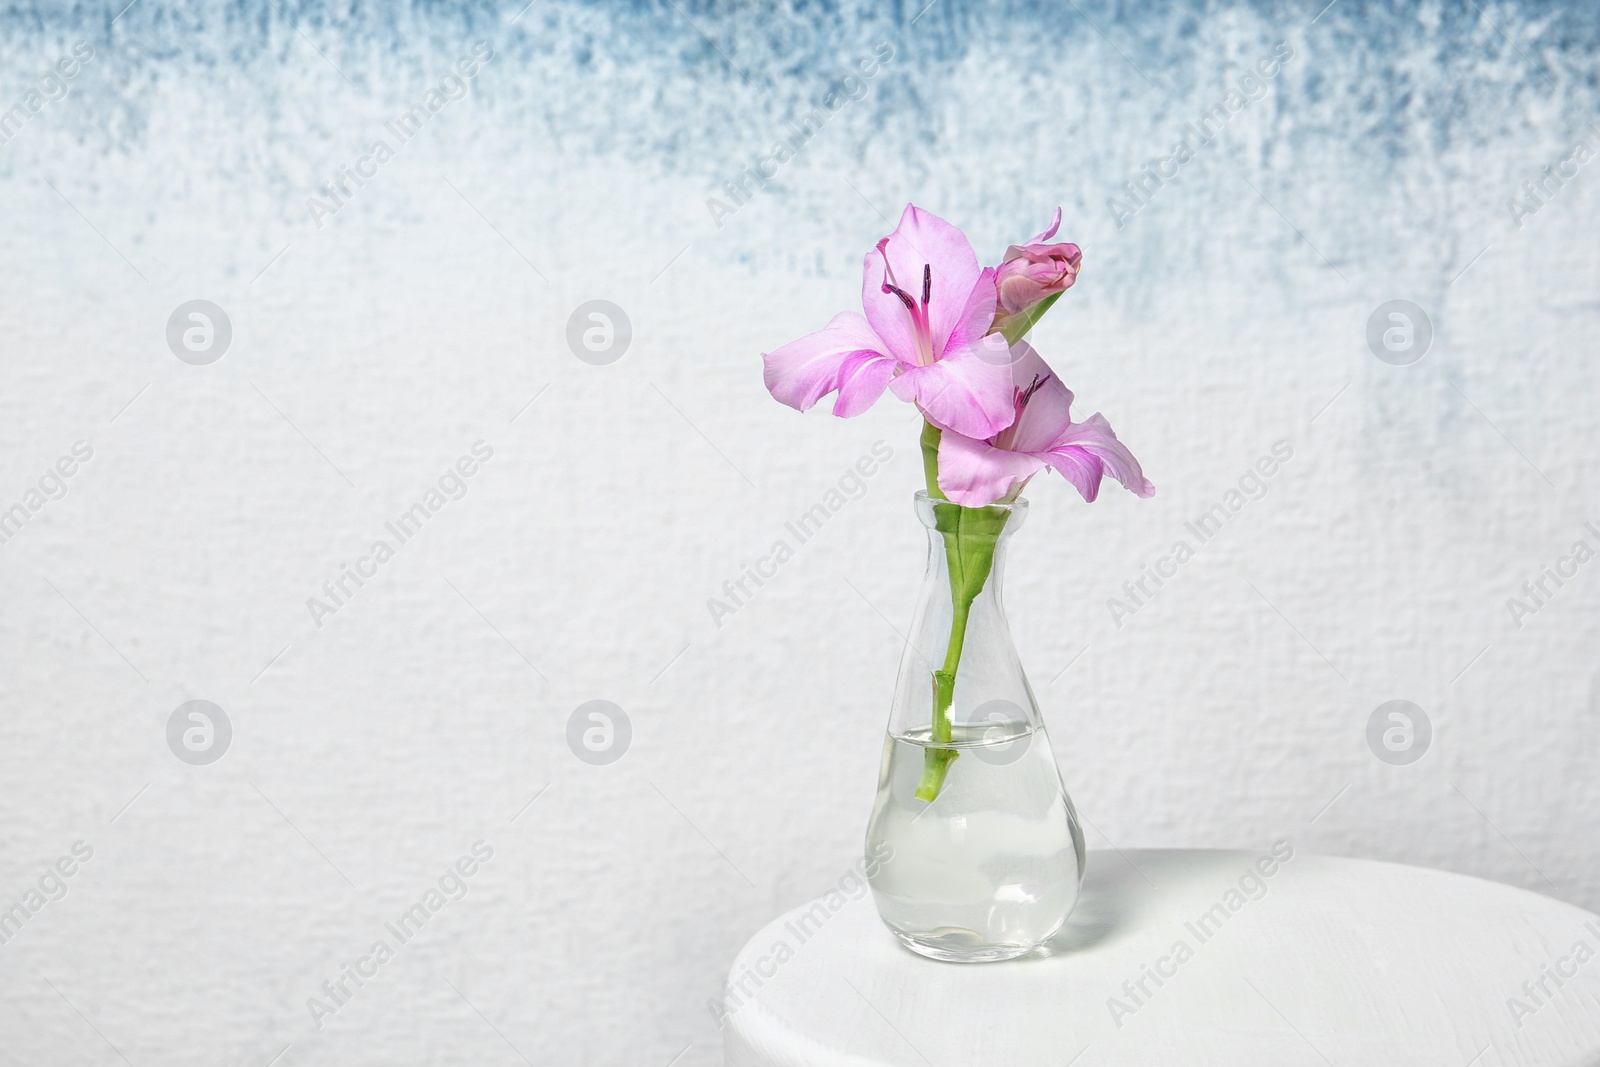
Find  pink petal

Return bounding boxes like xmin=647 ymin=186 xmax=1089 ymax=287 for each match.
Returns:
xmin=941 ymin=267 xmax=999 ymax=358
xmin=1039 ymin=447 xmax=1106 ymax=502
xmin=831 ymin=351 xmax=899 ymax=417
xmin=762 ymin=312 xmax=892 ymax=413
xmin=936 ymin=429 xmax=1047 ymax=507
xmin=1024 ymin=207 xmax=1063 ymax=246
xmin=861 ymin=205 xmax=982 ymax=364
xmin=996 ymin=270 xmax=1049 ymax=316
xmin=1046 ymin=414 xmax=1156 ymax=499
xmin=890 ymin=344 xmax=1016 ymax=440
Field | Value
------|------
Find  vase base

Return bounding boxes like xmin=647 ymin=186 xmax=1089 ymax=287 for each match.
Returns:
xmin=890 ymin=928 xmax=1051 ymax=964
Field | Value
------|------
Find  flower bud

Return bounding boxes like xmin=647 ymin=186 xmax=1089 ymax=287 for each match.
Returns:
xmin=990 ymin=209 xmax=1081 ymax=337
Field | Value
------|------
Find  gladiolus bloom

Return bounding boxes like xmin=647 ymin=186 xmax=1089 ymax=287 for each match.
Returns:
xmin=762 ymin=205 xmax=1016 ymax=439
xmin=936 ymin=341 xmax=1154 ymax=507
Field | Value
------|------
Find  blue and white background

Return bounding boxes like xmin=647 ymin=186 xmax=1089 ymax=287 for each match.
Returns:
xmin=2 ymin=1 xmax=1599 ymax=1063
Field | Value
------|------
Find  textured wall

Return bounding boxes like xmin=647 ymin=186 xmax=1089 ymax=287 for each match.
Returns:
xmin=1 ymin=1 xmax=1597 ymax=1064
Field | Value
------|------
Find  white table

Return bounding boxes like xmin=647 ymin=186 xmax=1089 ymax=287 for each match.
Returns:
xmin=722 ymin=849 xmax=1600 ymax=1066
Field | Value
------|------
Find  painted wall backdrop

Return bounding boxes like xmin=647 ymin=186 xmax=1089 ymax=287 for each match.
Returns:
xmin=1 ymin=0 xmax=1597 ymax=1063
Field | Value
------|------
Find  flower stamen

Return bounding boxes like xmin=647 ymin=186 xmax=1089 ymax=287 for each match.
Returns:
xmin=994 ymin=374 xmax=1054 ymax=450
xmin=1020 ymin=373 xmax=1052 ymax=406
xmin=881 ymin=276 xmax=917 ymax=312
xmin=878 ymin=239 xmax=937 ymax=365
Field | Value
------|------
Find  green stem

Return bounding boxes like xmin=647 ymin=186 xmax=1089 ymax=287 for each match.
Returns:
xmin=915 ymin=599 xmax=969 ymax=802
xmin=919 ymin=419 xmax=946 ymax=500
xmin=914 ymin=420 xmax=1006 ymax=802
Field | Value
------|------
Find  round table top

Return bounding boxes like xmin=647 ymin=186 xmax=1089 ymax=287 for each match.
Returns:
xmin=721 ymin=848 xmax=1600 ymax=1067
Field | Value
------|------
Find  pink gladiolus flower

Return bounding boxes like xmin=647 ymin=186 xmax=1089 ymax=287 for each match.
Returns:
xmin=936 ymin=341 xmax=1154 ymax=507
xmin=990 ymin=209 xmax=1082 ymax=339
xmin=762 ymin=205 xmax=1016 ymax=439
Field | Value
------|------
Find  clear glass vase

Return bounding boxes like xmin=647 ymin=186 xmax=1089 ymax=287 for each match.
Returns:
xmin=864 ymin=491 xmax=1086 ymax=962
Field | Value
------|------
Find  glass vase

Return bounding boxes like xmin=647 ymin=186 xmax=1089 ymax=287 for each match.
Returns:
xmin=864 ymin=491 xmax=1086 ymax=962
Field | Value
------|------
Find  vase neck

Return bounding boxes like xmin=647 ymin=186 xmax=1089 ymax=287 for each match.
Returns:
xmin=917 ymin=498 xmax=1021 ymax=602
xmin=889 ymin=493 xmax=1039 ymax=742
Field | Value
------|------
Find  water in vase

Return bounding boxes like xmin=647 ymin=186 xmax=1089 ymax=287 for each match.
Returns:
xmin=864 ymin=721 xmax=1086 ymax=962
